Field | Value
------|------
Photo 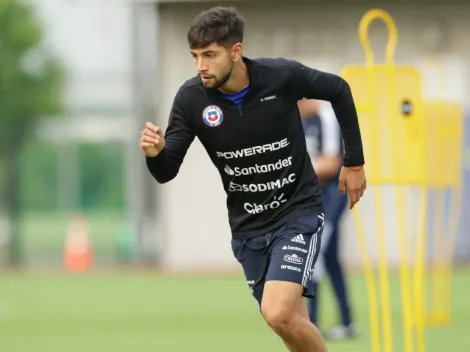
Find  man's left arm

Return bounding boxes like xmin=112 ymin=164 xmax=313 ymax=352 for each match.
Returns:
xmin=288 ymin=60 xmax=364 ymax=168
xmin=289 ymin=60 xmax=366 ymax=208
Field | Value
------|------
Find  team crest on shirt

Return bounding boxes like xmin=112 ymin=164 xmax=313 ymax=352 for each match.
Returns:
xmin=202 ymin=105 xmax=224 ymax=127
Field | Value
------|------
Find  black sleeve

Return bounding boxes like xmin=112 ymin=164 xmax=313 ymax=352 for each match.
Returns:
xmin=289 ymin=60 xmax=364 ymax=167
xmin=146 ymin=88 xmax=196 ymax=183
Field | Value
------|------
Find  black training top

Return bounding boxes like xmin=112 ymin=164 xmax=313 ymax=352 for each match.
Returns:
xmin=146 ymin=57 xmax=364 ymax=240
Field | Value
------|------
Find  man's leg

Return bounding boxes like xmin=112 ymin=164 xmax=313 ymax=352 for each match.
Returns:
xmin=262 ymin=281 xmax=326 ymax=352
xmin=261 ymin=212 xmax=327 ymax=352
xmin=230 ymin=235 xmax=270 ymax=310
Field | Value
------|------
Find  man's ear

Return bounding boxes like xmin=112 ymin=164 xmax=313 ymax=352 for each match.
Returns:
xmin=231 ymin=43 xmax=243 ymax=61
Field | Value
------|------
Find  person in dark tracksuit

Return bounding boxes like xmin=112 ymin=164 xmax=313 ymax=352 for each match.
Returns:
xmin=298 ymin=99 xmax=359 ymax=340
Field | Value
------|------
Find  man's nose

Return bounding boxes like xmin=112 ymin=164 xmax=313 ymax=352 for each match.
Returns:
xmin=196 ymin=58 xmax=208 ymax=72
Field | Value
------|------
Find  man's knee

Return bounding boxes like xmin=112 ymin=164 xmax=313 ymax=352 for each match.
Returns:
xmin=260 ymin=281 xmax=304 ymax=333
xmin=262 ymin=304 xmax=293 ymax=333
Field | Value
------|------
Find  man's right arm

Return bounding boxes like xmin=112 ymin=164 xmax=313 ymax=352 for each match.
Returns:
xmin=145 ymin=88 xmax=196 ymax=184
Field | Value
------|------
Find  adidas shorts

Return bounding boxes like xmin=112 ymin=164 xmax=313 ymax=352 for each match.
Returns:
xmin=231 ymin=212 xmax=324 ymax=307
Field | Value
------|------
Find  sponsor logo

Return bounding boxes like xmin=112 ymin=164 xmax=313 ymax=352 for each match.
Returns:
xmin=260 ymin=95 xmax=276 ymax=102
xmin=283 ymin=254 xmax=304 ymax=265
xmin=291 ymin=234 xmax=305 ymax=245
xmin=224 ymin=157 xmax=293 ymax=176
xmin=244 ymin=193 xmax=287 ymax=214
xmin=229 ymin=174 xmax=296 ymax=193
xmin=216 ymin=138 xmax=289 ymax=159
xmin=202 ymin=105 xmax=224 ymax=127
xmin=281 ymin=265 xmax=301 ymax=273
xmin=282 ymin=245 xmax=308 ymax=254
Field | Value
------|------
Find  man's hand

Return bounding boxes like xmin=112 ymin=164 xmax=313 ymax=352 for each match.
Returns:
xmin=338 ymin=166 xmax=366 ymax=209
xmin=140 ymin=122 xmax=166 ymax=157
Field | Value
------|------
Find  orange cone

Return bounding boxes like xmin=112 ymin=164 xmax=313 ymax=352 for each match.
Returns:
xmin=63 ymin=214 xmax=93 ymax=272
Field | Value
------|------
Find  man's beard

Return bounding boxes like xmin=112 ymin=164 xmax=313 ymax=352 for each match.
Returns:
xmin=204 ymin=62 xmax=233 ymax=89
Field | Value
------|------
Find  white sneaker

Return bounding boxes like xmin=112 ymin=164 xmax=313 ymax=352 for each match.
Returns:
xmin=324 ymin=323 xmax=360 ymax=341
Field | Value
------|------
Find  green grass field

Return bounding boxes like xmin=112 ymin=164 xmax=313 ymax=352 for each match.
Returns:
xmin=1 ymin=269 xmax=469 ymax=352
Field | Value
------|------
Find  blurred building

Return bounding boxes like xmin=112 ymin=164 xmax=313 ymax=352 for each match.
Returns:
xmin=32 ymin=0 xmax=133 ymax=140
xmin=20 ymin=0 xmax=470 ymax=271
xmin=18 ymin=0 xmax=140 ymax=267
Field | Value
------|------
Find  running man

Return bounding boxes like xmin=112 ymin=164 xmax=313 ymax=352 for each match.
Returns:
xmin=141 ymin=6 xmax=366 ymax=352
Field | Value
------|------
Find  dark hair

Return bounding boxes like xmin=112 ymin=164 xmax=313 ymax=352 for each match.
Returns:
xmin=187 ymin=6 xmax=245 ymax=49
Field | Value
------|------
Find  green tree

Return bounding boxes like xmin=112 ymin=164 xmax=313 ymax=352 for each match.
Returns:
xmin=0 ymin=0 xmax=65 ymax=266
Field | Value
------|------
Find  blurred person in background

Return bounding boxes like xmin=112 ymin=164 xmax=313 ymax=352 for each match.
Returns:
xmin=298 ymin=98 xmax=359 ymax=340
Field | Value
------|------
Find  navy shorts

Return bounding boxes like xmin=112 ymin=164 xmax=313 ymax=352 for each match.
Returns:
xmin=231 ymin=212 xmax=325 ymax=307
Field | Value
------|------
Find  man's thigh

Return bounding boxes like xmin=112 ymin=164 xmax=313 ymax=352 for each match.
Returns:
xmin=266 ymin=212 xmax=325 ymax=298
xmin=231 ymin=234 xmax=271 ymax=308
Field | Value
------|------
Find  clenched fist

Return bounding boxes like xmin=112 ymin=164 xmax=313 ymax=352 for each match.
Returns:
xmin=140 ymin=122 xmax=165 ymax=157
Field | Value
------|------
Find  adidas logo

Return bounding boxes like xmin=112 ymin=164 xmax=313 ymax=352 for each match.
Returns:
xmin=291 ymin=234 xmax=305 ymax=245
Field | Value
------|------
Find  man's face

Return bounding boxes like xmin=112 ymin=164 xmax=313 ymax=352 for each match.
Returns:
xmin=190 ymin=42 xmax=234 ymax=89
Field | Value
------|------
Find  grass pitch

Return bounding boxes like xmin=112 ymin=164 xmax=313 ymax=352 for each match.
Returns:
xmin=1 ymin=269 xmax=469 ymax=352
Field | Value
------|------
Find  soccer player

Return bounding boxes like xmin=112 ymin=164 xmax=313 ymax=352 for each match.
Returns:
xmin=140 ymin=6 xmax=366 ymax=352
xmin=298 ymin=98 xmax=359 ymax=340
